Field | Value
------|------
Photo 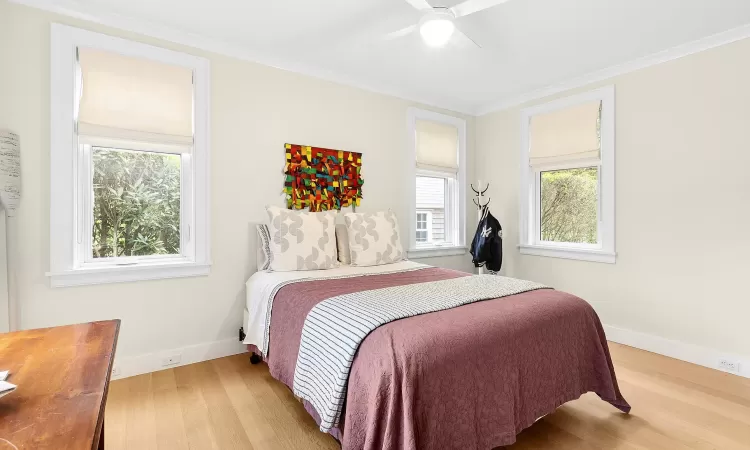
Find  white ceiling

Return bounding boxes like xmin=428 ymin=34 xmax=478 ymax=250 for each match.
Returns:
xmin=19 ymin=0 xmax=750 ymax=114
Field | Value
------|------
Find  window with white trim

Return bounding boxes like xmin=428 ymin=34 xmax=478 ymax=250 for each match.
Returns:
xmin=415 ymin=210 xmax=432 ymax=243
xmin=49 ymin=25 xmax=211 ymax=287
xmin=519 ymin=86 xmax=616 ymax=263
xmin=407 ymin=108 xmax=466 ymax=258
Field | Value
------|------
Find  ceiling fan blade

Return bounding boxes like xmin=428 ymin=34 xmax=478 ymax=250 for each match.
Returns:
xmin=403 ymin=0 xmax=433 ymax=11
xmin=384 ymin=24 xmax=417 ymax=40
xmin=451 ymin=0 xmax=511 ymax=18
xmin=452 ymin=28 xmax=482 ymax=49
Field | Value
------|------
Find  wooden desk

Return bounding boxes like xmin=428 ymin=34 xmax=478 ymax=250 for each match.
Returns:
xmin=0 ymin=320 xmax=120 ymax=450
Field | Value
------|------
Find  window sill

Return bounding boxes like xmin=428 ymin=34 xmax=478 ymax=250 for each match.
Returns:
xmin=518 ymin=244 xmax=616 ymax=264
xmin=408 ymin=246 xmax=467 ymax=259
xmin=47 ymin=260 xmax=211 ymax=287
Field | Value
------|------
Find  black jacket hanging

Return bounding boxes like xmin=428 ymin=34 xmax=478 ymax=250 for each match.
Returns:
xmin=470 ymin=208 xmax=503 ymax=272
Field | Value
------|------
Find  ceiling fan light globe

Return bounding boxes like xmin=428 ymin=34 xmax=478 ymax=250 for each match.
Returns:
xmin=419 ymin=18 xmax=455 ymax=47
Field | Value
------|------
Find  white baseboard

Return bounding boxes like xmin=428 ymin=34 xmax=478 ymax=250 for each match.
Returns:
xmin=603 ymin=324 xmax=750 ymax=379
xmin=112 ymin=337 xmax=247 ymax=380
xmin=111 ymin=326 xmax=749 ymax=381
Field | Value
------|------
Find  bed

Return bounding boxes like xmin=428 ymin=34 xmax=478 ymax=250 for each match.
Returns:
xmin=243 ymin=260 xmax=630 ymax=450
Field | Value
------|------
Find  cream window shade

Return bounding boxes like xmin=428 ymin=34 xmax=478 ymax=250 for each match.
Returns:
xmin=77 ymin=48 xmax=194 ymax=154
xmin=415 ymin=119 xmax=459 ymax=174
xmin=529 ymin=101 xmax=601 ymax=167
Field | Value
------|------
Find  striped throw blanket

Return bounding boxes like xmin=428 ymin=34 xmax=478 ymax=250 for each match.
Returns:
xmin=292 ymin=275 xmax=548 ymax=432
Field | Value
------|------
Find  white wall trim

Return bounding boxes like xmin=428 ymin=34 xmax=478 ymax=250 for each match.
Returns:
xmin=477 ymin=22 xmax=750 ymax=115
xmin=8 ymin=0 xmax=476 ymax=116
xmin=112 ymin=337 xmax=248 ymax=380
xmin=518 ymin=86 xmax=616 ymax=264
xmin=13 ymin=0 xmax=750 ymax=117
xmin=407 ymin=108 xmax=467 ymax=254
xmin=115 ymin=324 xmax=750 ymax=382
xmin=519 ymin=245 xmax=615 ymax=264
xmin=604 ymin=324 xmax=750 ymax=379
xmin=113 ymin=324 xmax=750 ymax=381
xmin=408 ymin=245 xmax=467 ymax=259
xmin=48 ymin=24 xmax=212 ymax=287
xmin=47 ymin=262 xmax=211 ymax=288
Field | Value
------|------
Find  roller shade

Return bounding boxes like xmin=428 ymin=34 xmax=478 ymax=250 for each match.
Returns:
xmin=77 ymin=48 xmax=194 ymax=153
xmin=529 ymin=101 xmax=601 ymax=167
xmin=415 ymin=119 xmax=458 ymax=174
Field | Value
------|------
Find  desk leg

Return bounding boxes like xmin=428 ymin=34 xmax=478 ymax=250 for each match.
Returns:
xmin=98 ymin=422 xmax=105 ymax=450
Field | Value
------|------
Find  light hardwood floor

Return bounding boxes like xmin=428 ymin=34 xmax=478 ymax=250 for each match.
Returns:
xmin=105 ymin=342 xmax=750 ymax=449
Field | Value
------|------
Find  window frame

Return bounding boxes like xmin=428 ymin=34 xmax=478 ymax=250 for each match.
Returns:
xmin=49 ymin=24 xmax=211 ymax=287
xmin=519 ymin=86 xmax=616 ymax=264
xmin=407 ymin=108 xmax=466 ymax=259
xmin=80 ymin=145 xmax=189 ymax=265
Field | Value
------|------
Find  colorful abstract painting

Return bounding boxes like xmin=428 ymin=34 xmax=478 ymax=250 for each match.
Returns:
xmin=283 ymin=143 xmax=363 ymax=211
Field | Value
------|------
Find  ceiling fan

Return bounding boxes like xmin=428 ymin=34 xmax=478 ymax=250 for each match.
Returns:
xmin=387 ymin=0 xmax=511 ymax=48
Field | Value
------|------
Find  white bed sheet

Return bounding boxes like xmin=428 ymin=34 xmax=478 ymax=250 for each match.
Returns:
xmin=243 ymin=261 xmax=427 ymax=351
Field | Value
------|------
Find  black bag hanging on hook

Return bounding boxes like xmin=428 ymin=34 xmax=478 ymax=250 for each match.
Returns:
xmin=470 ymin=206 xmax=503 ymax=273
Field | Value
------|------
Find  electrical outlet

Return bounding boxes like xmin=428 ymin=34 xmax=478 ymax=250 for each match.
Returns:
xmin=112 ymin=365 xmax=121 ymax=377
xmin=718 ymin=358 xmax=740 ymax=374
xmin=162 ymin=354 xmax=182 ymax=367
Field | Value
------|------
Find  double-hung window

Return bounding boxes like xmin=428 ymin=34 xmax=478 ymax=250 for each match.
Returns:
xmin=415 ymin=211 xmax=432 ymax=243
xmin=519 ymin=86 xmax=616 ymax=263
xmin=49 ymin=25 xmax=210 ymax=287
xmin=407 ymin=108 xmax=466 ymax=258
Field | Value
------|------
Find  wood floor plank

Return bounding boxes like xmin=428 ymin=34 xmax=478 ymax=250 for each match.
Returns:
xmin=123 ymin=374 xmax=158 ymax=450
xmin=105 ymin=344 xmax=750 ymax=450
xmin=151 ymin=369 xmax=190 ymax=450
xmin=191 ymin=361 xmax=256 ymax=450
xmin=211 ymin=356 xmax=280 ymax=447
xmin=104 ymin=375 xmax=129 ymax=450
xmin=173 ymin=364 xmax=221 ymax=450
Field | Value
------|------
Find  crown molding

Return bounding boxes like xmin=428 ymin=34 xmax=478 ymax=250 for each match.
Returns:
xmin=8 ymin=0 xmax=478 ymax=116
xmin=11 ymin=0 xmax=750 ymax=118
xmin=476 ymin=22 xmax=750 ymax=116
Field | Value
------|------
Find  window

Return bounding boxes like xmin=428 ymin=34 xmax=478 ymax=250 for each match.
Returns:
xmin=540 ymin=167 xmax=598 ymax=244
xmin=90 ymin=147 xmax=181 ymax=259
xmin=49 ymin=25 xmax=210 ymax=287
xmin=519 ymin=86 xmax=615 ymax=263
xmin=415 ymin=211 xmax=432 ymax=243
xmin=407 ymin=108 xmax=466 ymax=258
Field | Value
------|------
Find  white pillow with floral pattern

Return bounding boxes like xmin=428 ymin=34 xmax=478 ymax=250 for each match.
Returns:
xmin=266 ymin=206 xmax=338 ymax=271
xmin=344 ymin=210 xmax=405 ymax=267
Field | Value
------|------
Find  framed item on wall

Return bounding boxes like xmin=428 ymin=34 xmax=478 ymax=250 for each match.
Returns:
xmin=283 ymin=143 xmax=363 ymax=211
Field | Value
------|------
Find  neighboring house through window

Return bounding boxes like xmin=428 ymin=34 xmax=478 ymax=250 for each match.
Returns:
xmin=49 ymin=25 xmax=211 ymax=286
xmin=415 ymin=210 xmax=432 ymax=243
xmin=519 ymin=86 xmax=616 ymax=263
xmin=407 ymin=108 xmax=466 ymax=258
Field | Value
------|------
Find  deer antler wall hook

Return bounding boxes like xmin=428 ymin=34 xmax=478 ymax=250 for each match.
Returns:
xmin=471 ymin=182 xmax=491 ymax=210
xmin=470 ymin=183 xmax=489 ymax=196
xmin=473 ymin=197 xmax=491 ymax=209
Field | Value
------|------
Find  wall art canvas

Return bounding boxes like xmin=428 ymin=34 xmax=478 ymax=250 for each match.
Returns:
xmin=283 ymin=143 xmax=363 ymax=211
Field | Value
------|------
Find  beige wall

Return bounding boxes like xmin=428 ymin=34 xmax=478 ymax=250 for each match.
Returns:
xmin=0 ymin=1 xmax=476 ymax=360
xmin=476 ymin=37 xmax=750 ymax=359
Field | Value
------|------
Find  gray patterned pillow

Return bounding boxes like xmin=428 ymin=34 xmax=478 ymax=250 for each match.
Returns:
xmin=266 ymin=206 xmax=338 ymax=271
xmin=335 ymin=224 xmax=351 ymax=265
xmin=256 ymin=224 xmax=272 ymax=271
xmin=344 ymin=210 xmax=405 ymax=267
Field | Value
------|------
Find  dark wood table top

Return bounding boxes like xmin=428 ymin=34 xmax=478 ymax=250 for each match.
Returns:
xmin=0 ymin=320 xmax=120 ymax=450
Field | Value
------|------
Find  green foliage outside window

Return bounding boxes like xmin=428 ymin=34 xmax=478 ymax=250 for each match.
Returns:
xmin=92 ymin=148 xmax=181 ymax=258
xmin=540 ymin=167 xmax=598 ymax=244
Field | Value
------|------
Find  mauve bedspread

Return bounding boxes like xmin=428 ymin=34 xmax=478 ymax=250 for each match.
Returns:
xmin=262 ymin=267 xmax=630 ymax=450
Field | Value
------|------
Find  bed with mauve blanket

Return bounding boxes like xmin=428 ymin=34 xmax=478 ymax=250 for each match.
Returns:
xmin=243 ymin=261 xmax=630 ymax=450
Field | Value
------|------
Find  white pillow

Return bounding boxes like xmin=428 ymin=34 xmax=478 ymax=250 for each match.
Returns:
xmin=344 ymin=210 xmax=405 ymax=267
xmin=256 ymin=224 xmax=271 ymax=271
xmin=266 ymin=206 xmax=338 ymax=271
xmin=335 ymin=224 xmax=351 ymax=265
